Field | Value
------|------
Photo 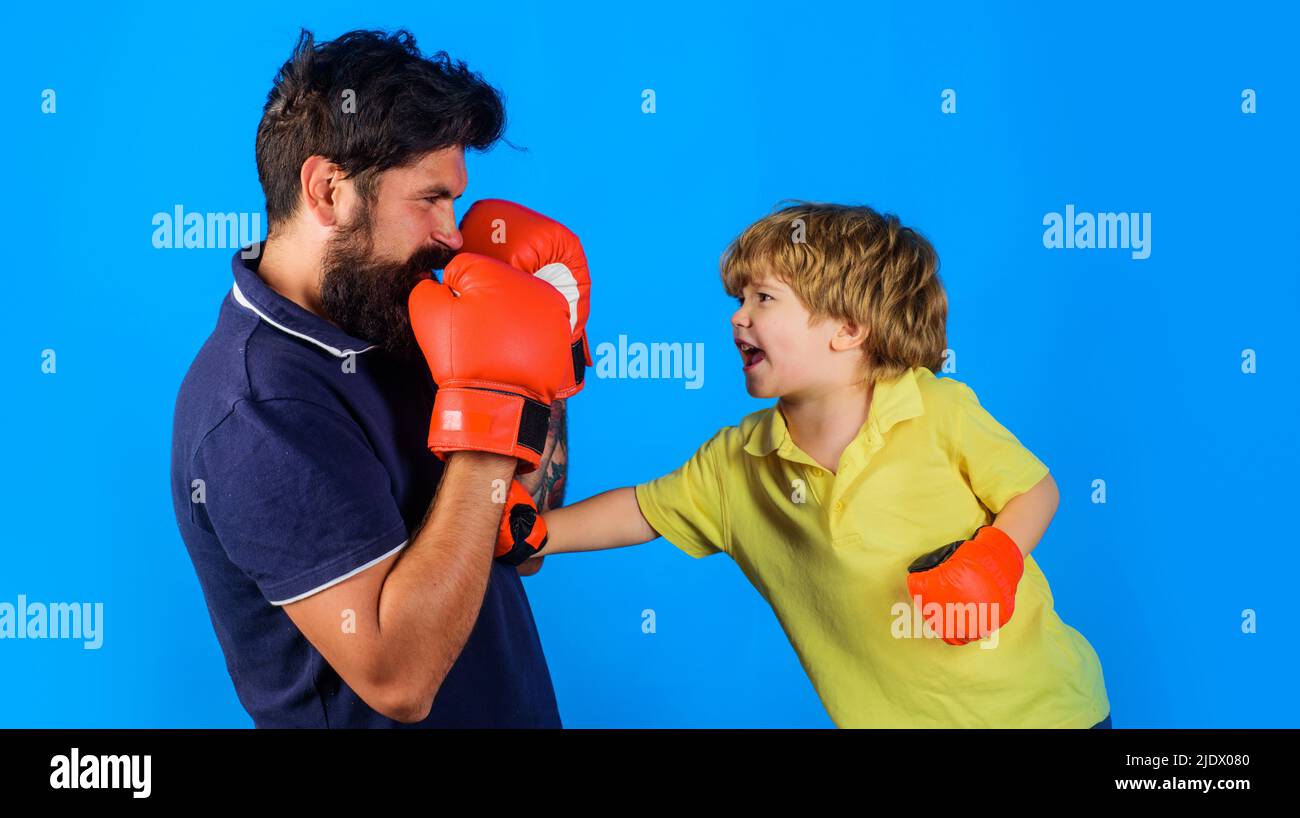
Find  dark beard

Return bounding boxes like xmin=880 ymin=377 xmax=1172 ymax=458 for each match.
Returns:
xmin=319 ymin=202 xmax=456 ymax=364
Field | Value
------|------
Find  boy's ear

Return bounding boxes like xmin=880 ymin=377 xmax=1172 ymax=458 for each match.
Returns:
xmin=831 ymin=322 xmax=868 ymax=352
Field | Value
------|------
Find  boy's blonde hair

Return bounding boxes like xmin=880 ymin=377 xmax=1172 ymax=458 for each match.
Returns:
xmin=720 ymin=202 xmax=948 ymax=383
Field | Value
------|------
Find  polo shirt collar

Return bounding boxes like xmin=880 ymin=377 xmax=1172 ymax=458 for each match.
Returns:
xmin=228 ymin=248 xmax=379 ymax=358
xmin=743 ymin=366 xmax=926 ymax=458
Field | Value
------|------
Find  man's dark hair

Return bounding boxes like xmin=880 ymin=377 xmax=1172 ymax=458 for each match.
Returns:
xmin=256 ymin=28 xmax=506 ymax=232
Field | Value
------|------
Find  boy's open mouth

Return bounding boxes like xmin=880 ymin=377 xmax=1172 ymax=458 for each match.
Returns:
xmin=738 ymin=341 xmax=766 ymax=371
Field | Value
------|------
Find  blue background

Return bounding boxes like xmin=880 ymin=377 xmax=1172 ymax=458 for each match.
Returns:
xmin=2 ymin=0 xmax=1296 ymax=727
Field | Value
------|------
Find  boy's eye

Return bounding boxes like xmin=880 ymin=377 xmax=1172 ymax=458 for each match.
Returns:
xmin=758 ymin=292 xmax=773 ymax=302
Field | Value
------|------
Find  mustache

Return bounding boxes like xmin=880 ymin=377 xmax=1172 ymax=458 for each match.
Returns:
xmin=404 ymin=243 xmax=457 ymax=282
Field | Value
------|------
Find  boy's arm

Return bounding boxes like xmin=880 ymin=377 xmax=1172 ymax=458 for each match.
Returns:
xmin=991 ymin=472 xmax=1059 ymax=557
xmin=534 ymin=487 xmax=660 ymax=557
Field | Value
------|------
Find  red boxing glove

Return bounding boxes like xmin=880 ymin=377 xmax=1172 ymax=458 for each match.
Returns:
xmin=496 ymin=479 xmax=548 ymax=565
xmin=906 ymin=525 xmax=1024 ymax=646
xmin=459 ymin=199 xmax=593 ymax=398
xmin=408 ymin=252 xmax=572 ymax=472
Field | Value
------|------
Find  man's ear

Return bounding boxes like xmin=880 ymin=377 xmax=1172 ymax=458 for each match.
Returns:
xmin=299 ymin=155 xmax=345 ymax=228
xmin=831 ymin=322 xmax=869 ymax=352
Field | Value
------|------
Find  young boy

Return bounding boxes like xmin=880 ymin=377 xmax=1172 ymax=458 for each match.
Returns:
xmin=533 ymin=203 xmax=1111 ymax=728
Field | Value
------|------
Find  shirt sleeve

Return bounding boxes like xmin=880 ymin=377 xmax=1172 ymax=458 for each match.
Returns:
xmin=190 ymin=397 xmax=411 ymax=605
xmin=634 ymin=430 xmax=730 ymax=558
xmin=951 ymin=382 xmax=1050 ymax=515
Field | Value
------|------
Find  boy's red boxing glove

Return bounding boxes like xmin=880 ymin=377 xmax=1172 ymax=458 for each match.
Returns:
xmin=496 ymin=479 xmax=548 ymax=565
xmin=409 ymin=252 xmax=572 ymax=472
xmin=905 ymin=525 xmax=1024 ymax=646
xmin=458 ymin=199 xmax=593 ymax=398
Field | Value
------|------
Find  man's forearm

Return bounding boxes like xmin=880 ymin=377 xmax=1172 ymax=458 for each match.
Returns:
xmin=515 ymin=399 xmax=568 ymax=576
xmin=518 ymin=398 xmax=567 ymax=511
xmin=374 ymin=451 xmax=516 ymax=710
xmin=992 ymin=472 xmax=1059 ymax=557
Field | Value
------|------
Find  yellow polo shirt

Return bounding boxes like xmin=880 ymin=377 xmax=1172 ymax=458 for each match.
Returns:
xmin=635 ymin=366 xmax=1110 ymax=728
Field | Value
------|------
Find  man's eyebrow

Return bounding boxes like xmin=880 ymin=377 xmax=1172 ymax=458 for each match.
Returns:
xmin=416 ymin=185 xmax=463 ymax=199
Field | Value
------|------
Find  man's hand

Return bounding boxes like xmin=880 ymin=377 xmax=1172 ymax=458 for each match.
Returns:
xmin=409 ymin=252 xmax=572 ymax=471
xmin=459 ymin=199 xmax=593 ymax=398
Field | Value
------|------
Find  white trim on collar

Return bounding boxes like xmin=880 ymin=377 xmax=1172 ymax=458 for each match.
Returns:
xmin=231 ymin=281 xmax=378 ymax=358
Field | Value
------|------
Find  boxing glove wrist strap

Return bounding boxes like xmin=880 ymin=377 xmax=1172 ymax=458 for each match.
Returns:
xmin=428 ymin=387 xmax=551 ymax=469
xmin=569 ymin=338 xmax=586 ymax=387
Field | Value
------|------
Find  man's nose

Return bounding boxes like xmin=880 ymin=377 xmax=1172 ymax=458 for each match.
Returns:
xmin=433 ymin=219 xmax=464 ymax=252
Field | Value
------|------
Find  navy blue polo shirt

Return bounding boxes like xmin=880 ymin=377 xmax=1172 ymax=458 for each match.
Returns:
xmin=170 ymin=249 xmax=561 ymax=728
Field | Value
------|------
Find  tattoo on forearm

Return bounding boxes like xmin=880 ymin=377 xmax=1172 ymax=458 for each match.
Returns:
xmin=528 ymin=399 xmax=569 ymax=510
xmin=548 ymin=397 xmax=567 ymax=446
xmin=542 ymin=448 xmax=567 ymax=510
